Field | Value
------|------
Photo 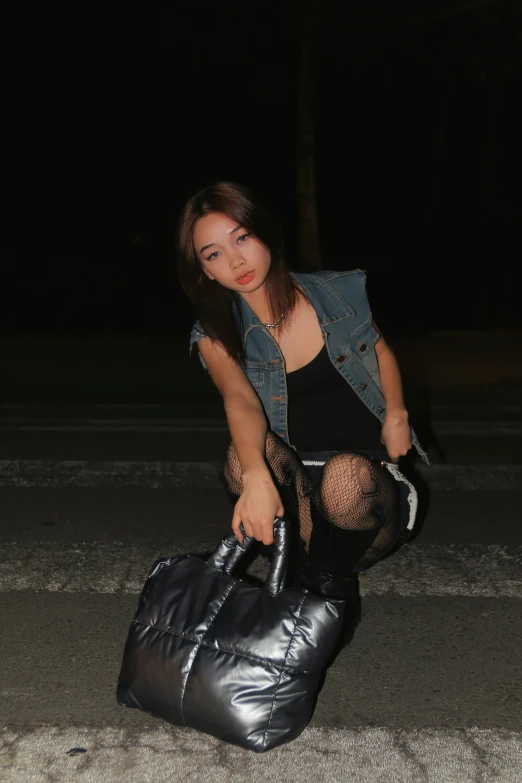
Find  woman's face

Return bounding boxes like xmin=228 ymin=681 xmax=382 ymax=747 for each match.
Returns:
xmin=193 ymin=212 xmax=271 ymax=293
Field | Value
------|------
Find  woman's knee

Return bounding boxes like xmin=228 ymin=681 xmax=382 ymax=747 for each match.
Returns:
xmin=321 ymin=452 xmax=380 ymax=497
xmin=317 ymin=452 xmax=398 ymax=527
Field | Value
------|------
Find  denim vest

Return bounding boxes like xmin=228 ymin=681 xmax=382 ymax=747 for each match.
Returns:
xmin=190 ymin=270 xmax=428 ymax=463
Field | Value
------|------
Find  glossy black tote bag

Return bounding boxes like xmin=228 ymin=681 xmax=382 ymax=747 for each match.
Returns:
xmin=116 ymin=518 xmax=344 ymax=753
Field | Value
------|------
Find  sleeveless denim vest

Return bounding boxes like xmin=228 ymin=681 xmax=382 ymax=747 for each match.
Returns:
xmin=190 ymin=269 xmax=428 ymax=464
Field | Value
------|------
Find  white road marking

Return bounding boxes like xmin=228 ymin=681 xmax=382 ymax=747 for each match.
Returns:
xmin=0 ymin=417 xmax=521 ymax=435
xmin=1 ymin=460 xmax=521 ymax=489
xmin=0 ymin=541 xmax=520 ymax=597
xmin=0 ymin=419 xmax=230 ymax=432
xmin=1 ymin=725 xmax=520 ymax=783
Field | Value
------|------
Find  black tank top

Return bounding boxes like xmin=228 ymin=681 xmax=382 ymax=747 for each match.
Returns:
xmin=286 ymin=344 xmax=384 ymax=452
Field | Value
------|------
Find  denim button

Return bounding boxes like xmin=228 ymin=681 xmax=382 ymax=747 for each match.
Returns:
xmin=336 ymin=355 xmax=345 ymax=363
xmin=359 ymin=343 xmax=367 ymax=352
xmin=360 ymin=383 xmax=367 ymax=391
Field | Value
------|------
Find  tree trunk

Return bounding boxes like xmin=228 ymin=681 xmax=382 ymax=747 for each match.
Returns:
xmin=483 ymin=59 xmax=499 ymax=222
xmin=431 ymin=72 xmax=452 ymax=220
xmin=296 ymin=32 xmax=322 ymax=271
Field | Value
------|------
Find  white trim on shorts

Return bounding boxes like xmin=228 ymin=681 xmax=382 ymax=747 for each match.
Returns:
xmin=301 ymin=458 xmax=418 ymax=533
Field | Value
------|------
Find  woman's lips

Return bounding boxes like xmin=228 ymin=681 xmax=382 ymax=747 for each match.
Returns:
xmin=236 ymin=271 xmax=255 ymax=285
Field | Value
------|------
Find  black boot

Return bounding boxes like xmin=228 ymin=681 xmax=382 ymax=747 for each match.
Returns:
xmin=298 ymin=499 xmax=385 ymax=650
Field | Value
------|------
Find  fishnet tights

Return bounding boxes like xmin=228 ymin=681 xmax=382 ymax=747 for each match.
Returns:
xmin=317 ymin=452 xmax=400 ymax=570
xmin=220 ymin=431 xmax=401 ymax=571
xmin=221 ymin=431 xmax=314 ymax=546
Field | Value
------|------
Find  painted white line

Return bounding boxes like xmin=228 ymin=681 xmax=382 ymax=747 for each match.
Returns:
xmin=432 ymin=425 xmax=522 ymax=436
xmin=0 ymin=542 xmax=520 ymax=598
xmin=1 ymin=403 xmax=520 ymax=414
xmin=0 ymin=460 xmax=521 ymax=490
xmin=361 ymin=543 xmax=522 ymax=598
xmin=0 ymin=420 xmax=229 ymax=433
xmin=0 ymin=418 xmax=520 ymax=435
xmin=1 ymin=725 xmax=520 ymax=782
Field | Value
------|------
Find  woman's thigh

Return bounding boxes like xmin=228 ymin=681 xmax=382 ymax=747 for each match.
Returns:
xmin=300 ymin=449 xmax=411 ymax=569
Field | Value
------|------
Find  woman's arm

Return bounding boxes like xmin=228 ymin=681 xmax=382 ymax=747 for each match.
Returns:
xmin=373 ymin=324 xmax=412 ymax=462
xmin=197 ymin=337 xmax=284 ymax=544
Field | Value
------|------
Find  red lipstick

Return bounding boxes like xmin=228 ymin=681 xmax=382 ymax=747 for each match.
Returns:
xmin=236 ymin=271 xmax=255 ymax=285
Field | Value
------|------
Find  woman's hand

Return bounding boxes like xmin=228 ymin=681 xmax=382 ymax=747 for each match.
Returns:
xmin=381 ymin=409 xmax=412 ymax=463
xmin=231 ymin=468 xmax=284 ymax=546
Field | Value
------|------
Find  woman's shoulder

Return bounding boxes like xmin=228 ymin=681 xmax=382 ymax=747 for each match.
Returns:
xmin=294 ymin=268 xmax=369 ymax=299
xmin=296 ymin=268 xmax=366 ymax=283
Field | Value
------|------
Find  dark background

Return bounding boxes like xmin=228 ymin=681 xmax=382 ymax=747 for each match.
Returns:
xmin=1 ymin=2 xmax=521 ymax=337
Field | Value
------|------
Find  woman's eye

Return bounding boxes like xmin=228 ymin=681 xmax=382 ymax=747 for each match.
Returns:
xmin=205 ymin=251 xmax=219 ymax=261
xmin=237 ymin=233 xmax=250 ymax=244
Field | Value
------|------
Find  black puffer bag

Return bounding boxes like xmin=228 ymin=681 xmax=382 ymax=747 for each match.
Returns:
xmin=116 ymin=518 xmax=344 ymax=753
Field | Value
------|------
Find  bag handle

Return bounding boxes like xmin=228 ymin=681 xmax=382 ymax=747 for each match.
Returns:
xmin=206 ymin=517 xmax=288 ymax=596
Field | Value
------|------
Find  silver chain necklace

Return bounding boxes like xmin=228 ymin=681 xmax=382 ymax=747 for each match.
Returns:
xmin=261 ymin=305 xmax=292 ymax=356
xmin=261 ymin=308 xmax=289 ymax=329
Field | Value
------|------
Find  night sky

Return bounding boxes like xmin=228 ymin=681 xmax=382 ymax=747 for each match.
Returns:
xmin=2 ymin=2 xmax=521 ymax=335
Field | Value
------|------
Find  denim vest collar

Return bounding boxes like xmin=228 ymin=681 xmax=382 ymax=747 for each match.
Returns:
xmin=235 ymin=272 xmax=354 ymax=341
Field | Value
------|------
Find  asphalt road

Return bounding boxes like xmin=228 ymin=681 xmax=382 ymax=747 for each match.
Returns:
xmin=1 ymin=330 xmax=521 ymax=780
xmin=1 ymin=418 xmax=521 ymax=781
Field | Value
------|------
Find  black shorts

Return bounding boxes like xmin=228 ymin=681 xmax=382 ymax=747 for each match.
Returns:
xmin=297 ymin=448 xmax=418 ymax=537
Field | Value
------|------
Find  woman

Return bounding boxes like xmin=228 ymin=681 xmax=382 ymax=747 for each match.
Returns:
xmin=178 ymin=181 xmax=427 ymax=616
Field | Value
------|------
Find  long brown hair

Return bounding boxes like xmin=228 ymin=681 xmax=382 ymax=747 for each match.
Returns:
xmin=177 ymin=181 xmax=298 ymax=364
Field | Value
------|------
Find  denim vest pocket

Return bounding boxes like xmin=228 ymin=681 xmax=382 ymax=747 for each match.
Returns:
xmin=350 ymin=321 xmax=381 ymax=386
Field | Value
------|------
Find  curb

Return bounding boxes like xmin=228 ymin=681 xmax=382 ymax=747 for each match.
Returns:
xmin=1 ymin=460 xmax=521 ymax=491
